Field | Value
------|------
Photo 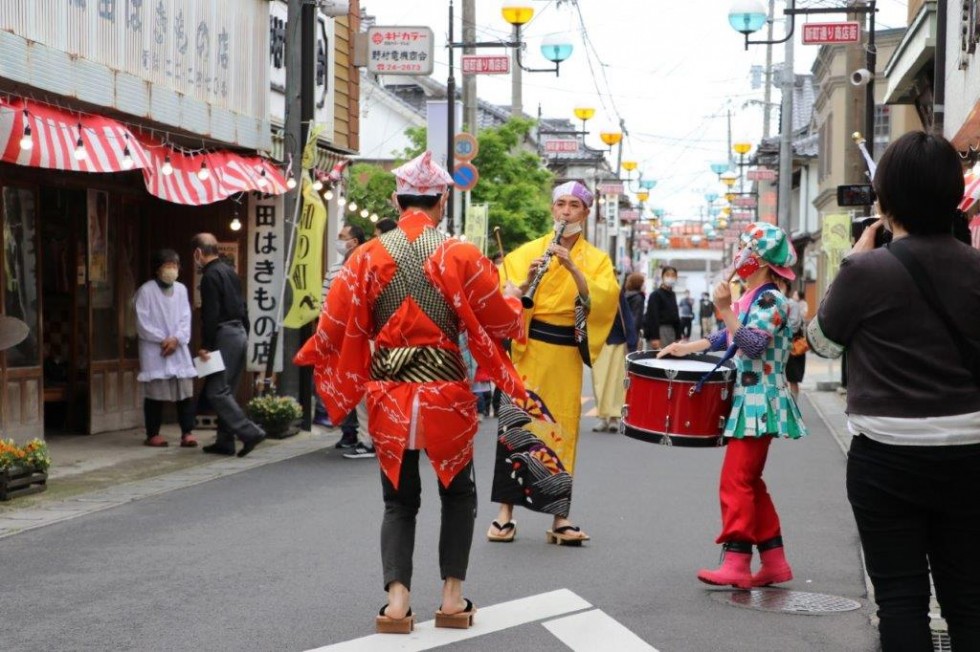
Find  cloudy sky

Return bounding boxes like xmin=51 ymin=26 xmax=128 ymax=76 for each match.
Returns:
xmin=360 ymin=0 xmax=909 ymax=217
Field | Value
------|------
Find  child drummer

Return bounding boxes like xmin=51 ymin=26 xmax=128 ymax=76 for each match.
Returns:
xmin=658 ymin=222 xmax=807 ymax=589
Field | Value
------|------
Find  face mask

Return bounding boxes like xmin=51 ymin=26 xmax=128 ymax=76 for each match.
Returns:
xmin=662 ymin=277 xmax=676 ymax=288
xmin=159 ymin=268 xmax=178 ymax=285
xmin=335 ymin=239 xmax=350 ymax=255
xmin=735 ymin=256 xmax=762 ymax=280
xmin=555 ymin=220 xmax=583 ymax=236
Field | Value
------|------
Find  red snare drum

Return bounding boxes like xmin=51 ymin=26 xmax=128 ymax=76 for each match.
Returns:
xmin=621 ymin=352 xmax=735 ymax=447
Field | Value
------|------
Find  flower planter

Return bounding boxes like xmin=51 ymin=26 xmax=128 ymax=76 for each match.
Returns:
xmin=0 ymin=465 xmax=48 ymax=501
xmin=261 ymin=421 xmax=300 ymax=440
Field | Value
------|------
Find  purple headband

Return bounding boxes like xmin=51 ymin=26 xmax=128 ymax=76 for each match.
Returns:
xmin=552 ymin=181 xmax=594 ymax=208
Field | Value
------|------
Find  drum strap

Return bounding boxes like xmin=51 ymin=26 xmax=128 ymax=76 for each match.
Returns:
xmin=692 ymin=283 xmax=778 ymax=394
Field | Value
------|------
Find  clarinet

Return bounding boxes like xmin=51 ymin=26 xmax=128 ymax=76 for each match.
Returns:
xmin=521 ymin=220 xmax=568 ymax=309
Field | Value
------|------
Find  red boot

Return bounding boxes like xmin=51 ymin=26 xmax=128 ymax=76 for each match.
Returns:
xmin=697 ymin=541 xmax=753 ymax=589
xmin=752 ymin=536 xmax=793 ymax=587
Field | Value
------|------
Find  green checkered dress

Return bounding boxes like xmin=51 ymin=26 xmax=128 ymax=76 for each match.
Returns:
xmin=726 ymin=289 xmax=807 ymax=440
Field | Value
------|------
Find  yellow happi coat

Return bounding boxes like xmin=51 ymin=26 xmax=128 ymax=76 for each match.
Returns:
xmin=503 ymin=232 xmax=620 ymax=473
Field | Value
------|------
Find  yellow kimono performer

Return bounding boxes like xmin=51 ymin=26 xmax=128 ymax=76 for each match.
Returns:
xmin=489 ymin=181 xmax=619 ymax=546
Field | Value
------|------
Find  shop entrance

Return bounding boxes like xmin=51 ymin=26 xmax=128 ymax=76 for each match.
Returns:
xmin=37 ymin=187 xmax=143 ymax=436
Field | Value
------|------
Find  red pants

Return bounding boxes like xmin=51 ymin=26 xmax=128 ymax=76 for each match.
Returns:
xmin=716 ymin=436 xmax=782 ymax=544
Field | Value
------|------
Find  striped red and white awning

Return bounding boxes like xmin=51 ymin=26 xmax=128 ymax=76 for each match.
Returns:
xmin=0 ymin=98 xmax=286 ymax=205
xmin=960 ymin=172 xmax=980 ymax=212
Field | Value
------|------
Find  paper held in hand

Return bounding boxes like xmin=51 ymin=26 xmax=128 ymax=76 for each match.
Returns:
xmin=194 ymin=350 xmax=225 ymax=377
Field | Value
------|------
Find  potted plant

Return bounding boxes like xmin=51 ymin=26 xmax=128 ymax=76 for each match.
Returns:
xmin=0 ymin=438 xmax=51 ymax=501
xmin=247 ymin=394 xmax=302 ymax=439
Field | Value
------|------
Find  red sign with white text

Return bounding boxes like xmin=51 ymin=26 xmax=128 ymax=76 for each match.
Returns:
xmin=802 ymin=22 xmax=861 ymax=44
xmin=462 ymin=55 xmax=510 ymax=74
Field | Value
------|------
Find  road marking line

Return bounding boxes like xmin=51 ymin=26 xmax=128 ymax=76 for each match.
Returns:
xmin=543 ymin=609 xmax=659 ymax=652
xmin=308 ymin=588 xmax=592 ymax=651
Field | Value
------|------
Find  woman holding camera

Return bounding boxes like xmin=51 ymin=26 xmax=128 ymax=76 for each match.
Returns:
xmin=808 ymin=131 xmax=980 ymax=651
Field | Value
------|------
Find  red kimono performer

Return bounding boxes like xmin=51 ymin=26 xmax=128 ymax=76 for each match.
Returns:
xmin=295 ymin=151 xmax=526 ymax=634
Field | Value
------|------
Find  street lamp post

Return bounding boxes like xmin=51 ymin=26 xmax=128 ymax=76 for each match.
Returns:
xmin=728 ymin=0 xmax=879 ymax=230
xmin=445 ymin=1 xmax=573 ymax=234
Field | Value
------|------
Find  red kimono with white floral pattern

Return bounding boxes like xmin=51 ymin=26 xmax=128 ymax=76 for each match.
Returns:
xmin=295 ymin=211 xmax=527 ymax=488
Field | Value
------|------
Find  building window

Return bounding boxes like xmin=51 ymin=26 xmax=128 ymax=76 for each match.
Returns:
xmin=873 ymin=105 xmax=891 ymax=156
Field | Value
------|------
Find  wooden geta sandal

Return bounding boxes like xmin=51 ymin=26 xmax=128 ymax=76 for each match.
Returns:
xmin=546 ymin=525 xmax=590 ymax=546
xmin=486 ymin=520 xmax=516 ymax=542
xmin=376 ymin=605 xmax=414 ymax=634
xmin=435 ymin=598 xmax=476 ymax=629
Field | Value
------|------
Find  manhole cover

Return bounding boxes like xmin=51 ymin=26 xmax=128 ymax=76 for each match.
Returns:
xmin=710 ymin=589 xmax=862 ymax=615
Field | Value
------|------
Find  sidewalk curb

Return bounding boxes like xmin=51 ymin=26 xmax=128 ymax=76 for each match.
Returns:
xmin=0 ymin=431 xmax=335 ymax=541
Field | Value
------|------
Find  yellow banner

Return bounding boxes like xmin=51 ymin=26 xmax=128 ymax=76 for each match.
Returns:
xmin=821 ymin=213 xmax=852 ymax=286
xmin=283 ymin=176 xmax=327 ymax=328
xmin=465 ymin=203 xmax=489 ymax=254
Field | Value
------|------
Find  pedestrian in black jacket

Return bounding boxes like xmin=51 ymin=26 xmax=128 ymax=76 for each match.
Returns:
xmin=645 ymin=266 xmax=680 ymax=349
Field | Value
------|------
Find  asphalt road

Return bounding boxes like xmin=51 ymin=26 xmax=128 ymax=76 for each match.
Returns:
xmin=0 ymin=394 xmax=877 ymax=652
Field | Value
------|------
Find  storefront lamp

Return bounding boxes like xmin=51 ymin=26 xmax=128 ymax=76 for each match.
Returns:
xmin=360 ymin=208 xmax=370 ymax=218
xmin=370 ymin=213 xmax=379 ymax=223
xmin=348 ymin=201 xmax=357 ymax=211
xmin=160 ymin=154 xmax=173 ymax=176
xmin=337 ymin=195 xmax=347 ymax=207
xmin=501 ymin=3 xmax=534 ymax=26
xmin=312 ymin=177 xmax=324 ymax=192
xmin=197 ymin=160 xmax=210 ymax=181
xmin=19 ymin=119 xmax=32 ymax=151
xmin=74 ymin=127 xmax=87 ymax=162
xmin=230 ymin=217 xmax=242 ymax=231
xmin=728 ymin=0 xmax=767 ymax=35
xmin=257 ymin=169 xmax=268 ymax=188
xmin=540 ymin=35 xmax=573 ymax=63
xmin=285 ymin=176 xmax=297 ymax=190
xmin=121 ymin=147 xmax=134 ymax=170
xmin=324 ymin=189 xmax=334 ymax=200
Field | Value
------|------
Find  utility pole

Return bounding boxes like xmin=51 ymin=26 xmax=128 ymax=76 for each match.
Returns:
xmin=511 ymin=24 xmax=523 ymax=116
xmin=462 ymin=0 xmax=478 ymax=133
xmin=934 ymin=0 xmax=946 ymax=135
xmin=777 ymin=0 xmax=794 ymax=234
xmin=763 ymin=0 xmax=776 ymax=139
xmin=276 ymin=0 xmax=314 ymax=426
xmin=727 ymin=107 xmax=734 ymax=168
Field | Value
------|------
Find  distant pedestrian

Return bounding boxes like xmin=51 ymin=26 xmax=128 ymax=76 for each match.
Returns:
xmin=698 ymin=292 xmax=715 ymax=337
xmin=192 ymin=233 xmax=265 ymax=458
xmin=809 ymin=131 xmax=980 ymax=651
xmin=375 ymin=217 xmax=397 ymax=235
xmin=624 ymin=273 xmax=646 ymax=343
xmin=659 ymin=222 xmax=806 ymax=591
xmin=591 ymin=289 xmax=638 ymax=432
xmin=645 ymin=266 xmax=680 ymax=349
xmin=134 ymin=249 xmax=197 ymax=448
xmin=678 ymin=290 xmax=694 ymax=340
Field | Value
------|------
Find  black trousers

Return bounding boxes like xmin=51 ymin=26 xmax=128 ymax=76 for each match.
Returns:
xmin=847 ymin=434 xmax=980 ymax=651
xmin=144 ymin=398 xmax=196 ymax=436
xmin=380 ymin=450 xmax=476 ymax=592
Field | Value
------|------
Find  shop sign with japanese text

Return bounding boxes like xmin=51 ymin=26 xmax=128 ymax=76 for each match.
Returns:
xmin=0 ymin=0 xmax=269 ymax=121
xmin=598 ymin=182 xmax=624 ymax=195
xmin=747 ymin=169 xmax=777 ymax=182
xmin=462 ymin=55 xmax=510 ymax=74
xmin=802 ymin=22 xmax=861 ymax=45
xmin=268 ymin=0 xmax=335 ymax=133
xmin=543 ymin=139 xmax=580 ymax=153
xmin=367 ymin=26 xmax=434 ymax=75
xmin=246 ymin=193 xmax=285 ymax=373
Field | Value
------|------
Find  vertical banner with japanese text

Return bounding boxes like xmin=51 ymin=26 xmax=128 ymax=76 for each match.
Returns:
xmin=282 ymin=177 xmax=327 ymax=328
xmin=464 ymin=202 xmax=489 ymax=254
xmin=247 ymin=194 xmax=285 ymax=372
xmin=821 ymin=213 xmax=852 ymax=288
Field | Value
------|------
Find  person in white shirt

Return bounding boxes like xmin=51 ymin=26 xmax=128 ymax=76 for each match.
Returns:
xmin=134 ymin=249 xmax=198 ymax=448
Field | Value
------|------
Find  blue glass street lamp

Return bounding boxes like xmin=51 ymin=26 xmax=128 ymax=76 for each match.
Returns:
xmin=540 ymin=35 xmax=573 ymax=65
xmin=728 ymin=0 xmax=767 ymax=35
xmin=639 ymin=178 xmax=657 ymax=191
xmin=704 ymin=191 xmax=719 ymax=203
xmin=710 ymin=162 xmax=731 ymax=177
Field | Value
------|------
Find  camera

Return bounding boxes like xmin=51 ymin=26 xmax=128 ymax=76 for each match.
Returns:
xmin=851 ymin=216 xmax=892 ymax=248
xmin=850 ymin=68 xmax=873 ymax=87
xmin=837 ymin=184 xmax=875 ymax=207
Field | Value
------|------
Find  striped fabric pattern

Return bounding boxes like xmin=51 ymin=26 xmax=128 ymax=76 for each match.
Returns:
xmin=0 ymin=97 xmax=286 ymax=205
xmin=369 ymin=346 xmax=467 ymax=383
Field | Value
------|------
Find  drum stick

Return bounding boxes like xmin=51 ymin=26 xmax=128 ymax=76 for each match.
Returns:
xmin=493 ymin=226 xmax=508 ymax=282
